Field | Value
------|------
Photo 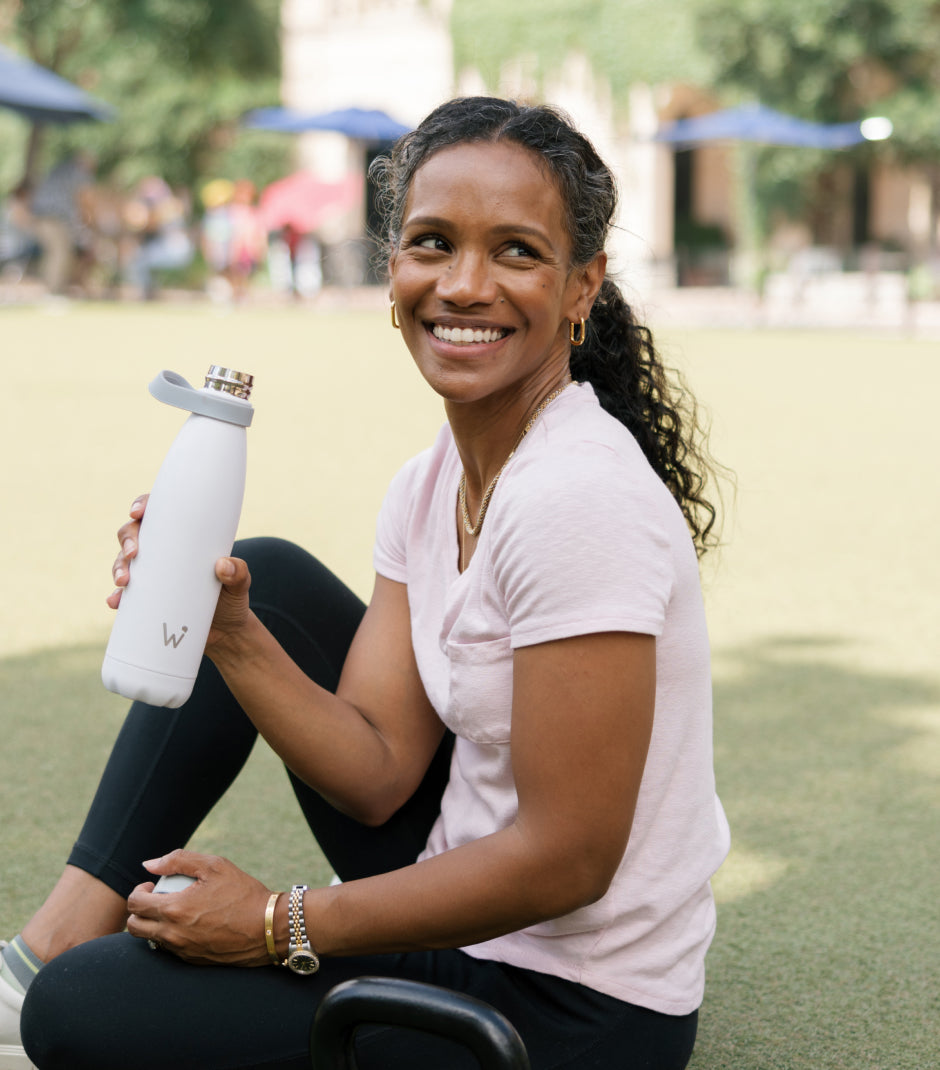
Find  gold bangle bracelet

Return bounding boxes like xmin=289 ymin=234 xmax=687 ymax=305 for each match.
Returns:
xmin=264 ymin=891 xmax=284 ymax=966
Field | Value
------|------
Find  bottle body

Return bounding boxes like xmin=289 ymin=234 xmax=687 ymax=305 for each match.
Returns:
xmin=102 ymin=409 xmax=248 ymax=708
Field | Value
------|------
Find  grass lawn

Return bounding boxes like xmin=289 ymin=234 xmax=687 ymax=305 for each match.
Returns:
xmin=2 ymin=301 xmax=938 ymax=1067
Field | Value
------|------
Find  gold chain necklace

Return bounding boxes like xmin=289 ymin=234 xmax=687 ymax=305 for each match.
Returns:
xmin=458 ymin=379 xmax=572 ymax=539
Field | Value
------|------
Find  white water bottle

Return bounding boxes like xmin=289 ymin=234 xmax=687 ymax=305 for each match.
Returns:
xmin=101 ymin=366 xmax=254 ymax=708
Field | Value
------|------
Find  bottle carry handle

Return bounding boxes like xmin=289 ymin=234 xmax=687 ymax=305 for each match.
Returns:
xmin=149 ymin=370 xmax=254 ymax=427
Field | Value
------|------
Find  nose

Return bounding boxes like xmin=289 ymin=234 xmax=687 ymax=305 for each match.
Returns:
xmin=435 ymin=250 xmax=497 ymax=307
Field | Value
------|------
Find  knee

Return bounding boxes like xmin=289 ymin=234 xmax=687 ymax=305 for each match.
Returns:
xmin=233 ymin=537 xmax=323 ymax=605
xmin=234 ymin=536 xmax=351 ymax=608
xmin=231 ymin=537 xmax=363 ymax=671
xmin=21 ymin=935 xmax=155 ymax=1068
xmin=20 ymin=955 xmax=86 ymax=1068
xmin=238 ymin=530 xmax=316 ymax=573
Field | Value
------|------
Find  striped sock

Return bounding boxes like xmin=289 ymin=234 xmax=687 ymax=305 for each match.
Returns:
xmin=0 ymin=935 xmax=43 ymax=995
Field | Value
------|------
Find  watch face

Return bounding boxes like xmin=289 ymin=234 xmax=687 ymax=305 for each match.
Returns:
xmin=287 ymin=948 xmax=320 ymax=975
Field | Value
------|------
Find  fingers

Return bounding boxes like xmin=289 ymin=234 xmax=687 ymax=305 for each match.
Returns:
xmin=129 ymin=494 xmax=148 ymax=520
xmin=108 ymin=495 xmax=148 ymax=607
xmin=125 ymin=851 xmax=273 ymax=966
xmin=126 ymin=849 xmax=206 ymax=949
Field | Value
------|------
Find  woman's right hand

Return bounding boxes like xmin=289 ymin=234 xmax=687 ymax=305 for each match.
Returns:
xmin=106 ymin=494 xmax=148 ymax=610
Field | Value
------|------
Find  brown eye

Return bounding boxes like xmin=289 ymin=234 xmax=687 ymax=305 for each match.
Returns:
xmin=415 ymin=235 xmax=449 ymax=252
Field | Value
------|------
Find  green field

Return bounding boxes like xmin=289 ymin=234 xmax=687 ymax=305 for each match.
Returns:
xmin=2 ymin=302 xmax=937 ymax=1067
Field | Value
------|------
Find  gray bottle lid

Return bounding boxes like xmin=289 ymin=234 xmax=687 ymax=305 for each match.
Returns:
xmin=148 ymin=367 xmax=254 ymax=426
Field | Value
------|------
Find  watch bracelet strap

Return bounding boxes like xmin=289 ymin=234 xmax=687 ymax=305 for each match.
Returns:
xmin=288 ymin=883 xmax=312 ymax=959
xmin=264 ymin=891 xmax=283 ymax=966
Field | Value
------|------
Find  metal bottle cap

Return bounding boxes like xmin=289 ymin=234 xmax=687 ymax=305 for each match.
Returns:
xmin=205 ymin=366 xmax=254 ymax=400
xmin=149 ymin=369 xmax=254 ymax=426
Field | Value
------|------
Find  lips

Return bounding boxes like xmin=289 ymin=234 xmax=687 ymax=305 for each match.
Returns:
xmin=431 ymin=324 xmax=510 ymax=345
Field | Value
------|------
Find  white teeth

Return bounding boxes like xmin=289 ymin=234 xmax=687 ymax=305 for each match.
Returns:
xmin=432 ymin=325 xmax=507 ymax=344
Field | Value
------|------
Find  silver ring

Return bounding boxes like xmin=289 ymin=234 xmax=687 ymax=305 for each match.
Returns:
xmin=147 ymin=939 xmax=159 ymax=951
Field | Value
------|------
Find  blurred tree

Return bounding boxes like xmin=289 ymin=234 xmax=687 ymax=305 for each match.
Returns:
xmin=451 ymin=0 xmax=714 ymax=103
xmin=697 ymin=0 xmax=940 ymax=253
xmin=0 ymin=0 xmax=289 ymax=194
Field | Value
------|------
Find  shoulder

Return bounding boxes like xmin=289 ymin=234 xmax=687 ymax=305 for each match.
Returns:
xmin=499 ymin=383 xmax=674 ymax=530
xmin=383 ymin=422 xmax=456 ymax=508
xmin=374 ymin=424 xmax=456 ymax=582
xmin=486 ymin=387 xmax=687 ymax=642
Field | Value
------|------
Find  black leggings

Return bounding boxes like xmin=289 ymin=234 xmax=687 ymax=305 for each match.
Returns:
xmin=20 ymin=538 xmax=697 ymax=1069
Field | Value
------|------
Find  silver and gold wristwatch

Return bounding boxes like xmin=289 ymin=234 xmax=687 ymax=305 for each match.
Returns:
xmin=284 ymin=883 xmax=320 ymax=975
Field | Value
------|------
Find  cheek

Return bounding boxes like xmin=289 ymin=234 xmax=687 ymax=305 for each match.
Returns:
xmin=389 ymin=261 xmax=423 ymax=305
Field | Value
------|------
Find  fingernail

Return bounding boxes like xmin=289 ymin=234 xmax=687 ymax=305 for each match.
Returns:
xmin=123 ymin=538 xmax=136 ymax=555
xmin=219 ymin=559 xmax=235 ymax=578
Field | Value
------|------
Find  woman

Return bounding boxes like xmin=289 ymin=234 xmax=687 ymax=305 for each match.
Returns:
xmin=6 ymin=97 xmax=729 ymax=1069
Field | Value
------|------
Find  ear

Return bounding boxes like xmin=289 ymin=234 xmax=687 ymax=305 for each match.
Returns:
xmin=565 ymin=251 xmax=607 ymax=323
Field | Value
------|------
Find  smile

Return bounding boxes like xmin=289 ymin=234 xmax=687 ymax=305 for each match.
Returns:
xmin=431 ymin=324 xmax=509 ymax=345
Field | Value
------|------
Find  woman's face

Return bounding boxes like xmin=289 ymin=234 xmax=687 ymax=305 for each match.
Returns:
xmin=389 ymin=140 xmax=604 ymax=408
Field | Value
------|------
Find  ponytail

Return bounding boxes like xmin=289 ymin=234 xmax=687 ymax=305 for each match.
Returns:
xmin=573 ymin=279 xmax=721 ymax=557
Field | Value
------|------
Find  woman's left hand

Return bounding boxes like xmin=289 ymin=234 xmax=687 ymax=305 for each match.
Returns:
xmin=126 ymin=848 xmax=275 ymax=967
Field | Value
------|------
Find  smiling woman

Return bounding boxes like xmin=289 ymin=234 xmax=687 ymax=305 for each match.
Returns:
xmin=389 ymin=141 xmax=599 ymax=434
xmin=11 ymin=98 xmax=728 ymax=1070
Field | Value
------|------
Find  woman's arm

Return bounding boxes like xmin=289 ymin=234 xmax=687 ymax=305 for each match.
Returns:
xmin=298 ymin=629 xmax=655 ymax=955
xmin=128 ymin=628 xmax=655 ymax=966
xmin=109 ymin=500 xmax=443 ymax=825
xmin=207 ymin=560 xmax=445 ymax=825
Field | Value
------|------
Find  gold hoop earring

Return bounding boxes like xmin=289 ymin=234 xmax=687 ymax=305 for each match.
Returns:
xmin=569 ymin=318 xmax=586 ymax=347
xmin=390 ymin=301 xmax=400 ymax=330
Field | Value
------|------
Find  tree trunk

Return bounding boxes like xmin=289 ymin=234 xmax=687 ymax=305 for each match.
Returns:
xmin=22 ymin=122 xmax=46 ymax=187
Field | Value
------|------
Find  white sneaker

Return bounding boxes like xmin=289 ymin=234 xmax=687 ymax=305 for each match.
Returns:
xmin=0 ymin=944 xmax=34 ymax=1070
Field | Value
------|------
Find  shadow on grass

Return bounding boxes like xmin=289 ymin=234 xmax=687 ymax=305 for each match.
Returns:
xmin=0 ymin=642 xmax=333 ymax=934
xmin=694 ymin=636 xmax=939 ymax=1070
xmin=3 ymin=638 xmax=937 ymax=1068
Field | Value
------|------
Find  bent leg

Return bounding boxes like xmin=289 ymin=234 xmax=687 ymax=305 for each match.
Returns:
xmin=242 ymin=537 xmax=453 ymax=882
xmin=68 ymin=536 xmax=366 ymax=899
xmin=22 ymin=934 xmax=697 ymax=1070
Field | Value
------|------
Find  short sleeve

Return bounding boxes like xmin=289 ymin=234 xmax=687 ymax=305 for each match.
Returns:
xmin=489 ymin=442 xmax=676 ymax=648
xmin=372 ymin=454 xmax=423 ymax=584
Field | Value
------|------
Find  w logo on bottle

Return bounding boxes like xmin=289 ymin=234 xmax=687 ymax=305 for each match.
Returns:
xmin=163 ymin=623 xmax=189 ymax=648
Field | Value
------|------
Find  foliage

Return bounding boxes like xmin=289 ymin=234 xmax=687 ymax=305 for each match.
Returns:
xmin=451 ymin=0 xmax=714 ymax=104
xmin=697 ymin=0 xmax=940 ymax=125
xmin=0 ymin=0 xmax=289 ymax=194
xmin=697 ymin=0 xmax=940 ymax=232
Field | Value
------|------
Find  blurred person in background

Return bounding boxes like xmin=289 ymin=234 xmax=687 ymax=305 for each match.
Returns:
xmin=227 ymin=179 xmax=265 ymax=301
xmin=122 ymin=177 xmax=194 ymax=301
xmin=267 ymin=224 xmax=323 ymax=301
xmin=27 ymin=151 xmax=96 ymax=297
xmin=200 ymin=178 xmax=235 ymax=302
xmin=0 ymin=182 xmax=41 ymax=282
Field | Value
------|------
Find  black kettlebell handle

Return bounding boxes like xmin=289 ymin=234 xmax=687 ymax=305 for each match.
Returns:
xmin=310 ymin=976 xmax=531 ymax=1069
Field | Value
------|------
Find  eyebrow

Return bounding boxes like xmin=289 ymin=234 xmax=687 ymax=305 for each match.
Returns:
xmin=402 ymin=216 xmax=555 ymax=245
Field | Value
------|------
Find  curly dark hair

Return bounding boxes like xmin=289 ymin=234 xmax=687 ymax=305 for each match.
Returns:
xmin=371 ymin=96 xmax=723 ymax=556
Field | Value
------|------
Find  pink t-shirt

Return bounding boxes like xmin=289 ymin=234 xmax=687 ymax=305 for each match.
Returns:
xmin=373 ymin=382 xmax=730 ymax=1015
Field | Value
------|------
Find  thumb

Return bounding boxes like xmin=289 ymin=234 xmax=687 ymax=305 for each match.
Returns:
xmin=142 ymin=848 xmax=196 ymax=878
xmin=216 ymin=556 xmax=250 ymax=589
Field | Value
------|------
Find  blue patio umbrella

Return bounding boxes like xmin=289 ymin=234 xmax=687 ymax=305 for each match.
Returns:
xmin=655 ymin=103 xmax=883 ymax=150
xmin=243 ymin=105 xmax=410 ymax=142
xmin=0 ymin=43 xmax=114 ymax=123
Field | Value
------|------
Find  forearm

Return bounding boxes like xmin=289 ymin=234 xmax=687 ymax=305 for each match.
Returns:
xmin=206 ymin=611 xmax=412 ymax=822
xmin=277 ymin=824 xmax=599 ymax=961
